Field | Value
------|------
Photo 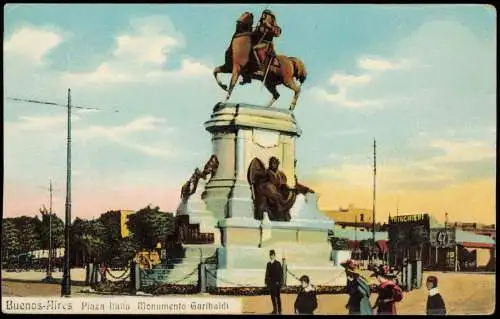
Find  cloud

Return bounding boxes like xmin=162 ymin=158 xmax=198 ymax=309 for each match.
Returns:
xmin=3 ymin=25 xmax=64 ymax=66
xmin=309 ymin=87 xmax=384 ymax=109
xmin=428 ymin=139 xmax=496 ymax=163
xmin=315 ymin=134 xmax=495 ymax=191
xmin=357 ymin=57 xmax=411 ymax=71
xmin=6 ymin=114 xmax=81 ymax=131
xmin=323 ymin=128 xmax=364 ymax=138
xmin=329 ymin=73 xmax=371 ymax=86
xmin=310 ymin=19 xmax=495 ymax=111
xmin=74 ymin=116 xmax=176 ymax=159
xmin=61 ymin=15 xmax=212 ymax=85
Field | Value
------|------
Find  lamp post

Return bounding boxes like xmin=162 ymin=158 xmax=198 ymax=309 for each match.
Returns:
xmin=61 ymin=88 xmax=72 ymax=297
xmin=372 ymin=139 xmax=377 ymax=263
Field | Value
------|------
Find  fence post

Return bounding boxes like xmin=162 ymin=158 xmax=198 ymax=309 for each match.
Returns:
xmin=135 ymin=262 xmax=141 ymax=293
xmin=199 ymin=262 xmax=206 ymax=293
xmin=282 ymin=258 xmax=287 ymax=288
xmin=91 ymin=263 xmax=99 ymax=287
xmin=85 ymin=263 xmax=92 ymax=286
xmin=129 ymin=261 xmax=137 ymax=295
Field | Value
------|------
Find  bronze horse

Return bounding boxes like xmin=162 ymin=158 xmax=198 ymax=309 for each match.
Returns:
xmin=213 ymin=12 xmax=307 ymax=111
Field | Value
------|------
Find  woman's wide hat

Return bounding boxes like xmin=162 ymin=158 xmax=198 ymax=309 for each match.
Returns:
xmin=370 ymin=264 xmax=397 ymax=278
xmin=341 ymin=259 xmax=363 ymax=276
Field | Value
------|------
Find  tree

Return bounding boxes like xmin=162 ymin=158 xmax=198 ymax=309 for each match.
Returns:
xmin=127 ymin=205 xmax=175 ymax=251
xmin=12 ymin=216 xmax=41 ymax=254
xmin=37 ymin=207 xmax=64 ymax=251
xmin=111 ymin=236 xmax=139 ymax=268
xmin=98 ymin=210 xmax=123 ymax=265
xmin=2 ymin=218 xmax=21 ymax=260
xmin=71 ymin=217 xmax=105 ymax=266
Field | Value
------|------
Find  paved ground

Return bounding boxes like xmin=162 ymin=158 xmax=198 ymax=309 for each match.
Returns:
xmin=243 ymin=271 xmax=495 ymax=315
xmin=1 ymin=268 xmax=129 ymax=283
xmin=2 ymin=271 xmax=495 ymax=315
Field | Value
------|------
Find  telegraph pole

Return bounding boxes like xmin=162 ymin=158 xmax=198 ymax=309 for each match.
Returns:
xmin=5 ymin=90 xmax=118 ymax=296
xmin=372 ymin=139 xmax=377 ymax=262
xmin=61 ymin=88 xmax=72 ymax=297
xmin=396 ymin=199 xmax=399 ymax=217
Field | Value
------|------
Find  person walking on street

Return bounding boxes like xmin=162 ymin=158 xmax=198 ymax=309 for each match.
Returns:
xmin=265 ymin=249 xmax=283 ymax=314
xmin=342 ymin=259 xmax=373 ymax=315
xmin=294 ymin=275 xmax=318 ymax=314
xmin=371 ymin=264 xmax=403 ymax=315
xmin=426 ymin=275 xmax=447 ymax=315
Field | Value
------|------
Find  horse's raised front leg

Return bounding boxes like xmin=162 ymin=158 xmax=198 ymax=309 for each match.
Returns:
xmin=213 ymin=64 xmax=231 ymax=92
xmin=283 ymin=80 xmax=301 ymax=111
xmin=264 ymin=82 xmax=280 ymax=107
xmin=225 ymin=63 xmax=242 ymax=101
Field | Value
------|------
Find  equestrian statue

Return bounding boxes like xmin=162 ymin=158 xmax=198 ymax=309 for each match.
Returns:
xmin=213 ymin=10 xmax=307 ymax=111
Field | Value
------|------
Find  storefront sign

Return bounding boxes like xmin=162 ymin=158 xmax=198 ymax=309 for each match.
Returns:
xmin=389 ymin=214 xmax=426 ymax=224
xmin=388 ymin=214 xmax=430 ymax=247
xmin=429 ymin=228 xmax=456 ymax=248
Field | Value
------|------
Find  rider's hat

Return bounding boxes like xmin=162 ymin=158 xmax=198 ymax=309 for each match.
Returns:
xmin=262 ymin=9 xmax=276 ymax=18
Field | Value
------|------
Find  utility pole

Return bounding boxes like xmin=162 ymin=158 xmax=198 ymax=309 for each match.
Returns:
xmin=354 ymin=214 xmax=358 ymax=260
xmin=372 ymin=139 xmax=376 ymax=262
xmin=42 ymin=179 xmax=55 ymax=283
xmin=5 ymin=90 xmax=117 ymax=297
xmin=61 ymin=88 xmax=72 ymax=297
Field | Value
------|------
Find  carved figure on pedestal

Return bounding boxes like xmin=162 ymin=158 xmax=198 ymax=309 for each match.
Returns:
xmin=247 ymin=156 xmax=313 ymax=221
xmin=180 ymin=155 xmax=219 ymax=200
xmin=212 ymin=11 xmax=307 ymax=111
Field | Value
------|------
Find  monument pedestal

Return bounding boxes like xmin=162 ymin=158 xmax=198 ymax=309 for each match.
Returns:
xmin=175 ymin=103 xmax=343 ymax=288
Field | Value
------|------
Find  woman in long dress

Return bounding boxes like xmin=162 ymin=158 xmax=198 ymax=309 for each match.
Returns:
xmin=371 ymin=265 xmax=403 ymax=315
xmin=342 ymin=260 xmax=373 ymax=315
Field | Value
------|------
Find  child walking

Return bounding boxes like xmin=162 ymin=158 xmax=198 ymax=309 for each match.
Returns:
xmin=426 ymin=276 xmax=447 ymax=315
xmin=294 ymin=275 xmax=318 ymax=314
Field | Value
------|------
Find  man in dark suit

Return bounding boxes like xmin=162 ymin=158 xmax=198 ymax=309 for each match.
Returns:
xmin=265 ymin=249 xmax=283 ymax=314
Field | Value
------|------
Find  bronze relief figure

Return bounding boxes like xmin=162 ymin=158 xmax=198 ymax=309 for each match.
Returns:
xmin=180 ymin=155 xmax=219 ymax=200
xmin=247 ymin=156 xmax=314 ymax=221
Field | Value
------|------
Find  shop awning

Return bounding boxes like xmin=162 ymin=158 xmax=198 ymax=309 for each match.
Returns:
xmin=348 ymin=240 xmax=360 ymax=250
xmin=460 ymin=242 xmax=494 ymax=249
xmin=376 ymin=240 xmax=389 ymax=253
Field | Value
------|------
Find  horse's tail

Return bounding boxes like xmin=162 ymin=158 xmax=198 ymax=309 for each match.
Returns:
xmin=289 ymin=57 xmax=307 ymax=84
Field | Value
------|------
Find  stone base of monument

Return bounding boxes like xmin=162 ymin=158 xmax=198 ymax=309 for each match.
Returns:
xmin=206 ymin=244 xmax=346 ymax=288
xmin=173 ymin=102 xmax=345 ymax=289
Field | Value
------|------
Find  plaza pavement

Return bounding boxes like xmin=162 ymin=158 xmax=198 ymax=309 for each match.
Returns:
xmin=1 ymin=270 xmax=495 ymax=315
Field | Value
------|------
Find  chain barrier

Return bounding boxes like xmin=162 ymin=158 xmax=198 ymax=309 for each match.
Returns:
xmin=150 ymin=266 xmax=200 ymax=294
xmin=140 ymin=264 xmax=200 ymax=294
xmin=167 ymin=266 xmax=199 ymax=285
xmin=105 ymin=268 xmax=130 ymax=280
xmin=286 ymin=268 xmax=345 ymax=286
xmin=205 ymin=268 xmax=256 ymax=288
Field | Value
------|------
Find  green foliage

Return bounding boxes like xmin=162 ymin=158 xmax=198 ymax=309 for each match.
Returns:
xmin=37 ymin=207 xmax=64 ymax=250
xmin=12 ymin=216 xmax=41 ymax=253
xmin=98 ymin=210 xmax=123 ymax=264
xmin=2 ymin=219 xmax=20 ymax=259
xmin=111 ymin=236 xmax=139 ymax=267
xmin=71 ymin=217 xmax=106 ymax=263
xmin=127 ymin=205 xmax=175 ymax=251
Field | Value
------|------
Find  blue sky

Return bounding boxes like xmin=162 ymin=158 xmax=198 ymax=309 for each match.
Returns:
xmin=3 ymin=4 xmax=496 ymax=223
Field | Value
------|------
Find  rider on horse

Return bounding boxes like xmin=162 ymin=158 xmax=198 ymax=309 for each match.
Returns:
xmin=254 ymin=9 xmax=282 ymax=70
xmin=241 ymin=9 xmax=282 ymax=85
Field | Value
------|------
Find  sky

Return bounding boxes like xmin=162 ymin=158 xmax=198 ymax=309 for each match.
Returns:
xmin=3 ymin=4 xmax=496 ymax=224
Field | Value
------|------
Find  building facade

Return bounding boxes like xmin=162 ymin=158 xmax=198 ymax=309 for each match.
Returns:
xmin=323 ymin=204 xmax=373 ymax=227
